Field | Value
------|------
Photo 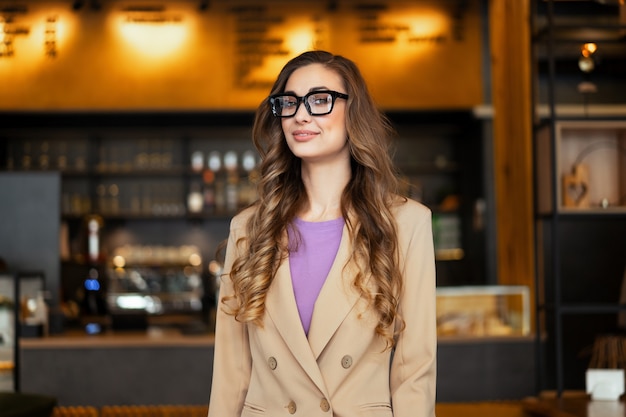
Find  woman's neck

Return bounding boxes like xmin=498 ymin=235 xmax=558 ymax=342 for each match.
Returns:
xmin=299 ymin=161 xmax=350 ymax=222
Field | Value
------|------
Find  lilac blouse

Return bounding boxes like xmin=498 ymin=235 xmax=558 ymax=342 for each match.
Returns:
xmin=288 ymin=217 xmax=344 ymax=335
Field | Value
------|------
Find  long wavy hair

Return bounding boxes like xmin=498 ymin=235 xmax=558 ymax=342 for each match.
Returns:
xmin=225 ymin=50 xmax=404 ymax=348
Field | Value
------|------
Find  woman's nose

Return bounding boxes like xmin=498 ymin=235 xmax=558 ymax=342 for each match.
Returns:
xmin=293 ymin=100 xmax=310 ymax=122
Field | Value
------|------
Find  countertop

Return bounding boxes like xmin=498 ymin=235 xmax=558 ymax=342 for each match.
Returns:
xmin=19 ymin=327 xmax=215 ymax=349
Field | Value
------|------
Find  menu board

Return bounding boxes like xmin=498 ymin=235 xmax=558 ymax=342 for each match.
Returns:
xmin=0 ymin=0 xmax=483 ymax=110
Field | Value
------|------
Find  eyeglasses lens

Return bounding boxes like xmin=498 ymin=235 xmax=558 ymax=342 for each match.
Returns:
xmin=273 ymin=92 xmax=334 ymax=117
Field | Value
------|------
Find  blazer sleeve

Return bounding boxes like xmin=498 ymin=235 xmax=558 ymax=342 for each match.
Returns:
xmin=208 ymin=214 xmax=252 ymax=417
xmin=389 ymin=203 xmax=437 ymax=417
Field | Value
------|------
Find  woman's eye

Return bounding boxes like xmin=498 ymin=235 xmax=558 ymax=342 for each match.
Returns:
xmin=312 ymin=96 xmax=329 ymax=105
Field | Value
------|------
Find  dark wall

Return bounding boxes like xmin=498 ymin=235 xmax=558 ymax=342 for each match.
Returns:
xmin=0 ymin=172 xmax=61 ymax=332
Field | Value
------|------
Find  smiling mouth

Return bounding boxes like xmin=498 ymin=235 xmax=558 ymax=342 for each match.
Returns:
xmin=292 ymin=131 xmax=318 ymax=141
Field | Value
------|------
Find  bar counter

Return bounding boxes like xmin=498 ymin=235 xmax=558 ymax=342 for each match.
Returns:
xmin=20 ymin=328 xmax=215 ymax=349
xmin=17 ymin=330 xmax=536 ymax=407
xmin=19 ymin=328 xmax=215 ymax=407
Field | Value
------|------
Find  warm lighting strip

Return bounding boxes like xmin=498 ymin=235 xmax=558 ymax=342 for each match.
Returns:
xmin=115 ymin=8 xmax=188 ymax=59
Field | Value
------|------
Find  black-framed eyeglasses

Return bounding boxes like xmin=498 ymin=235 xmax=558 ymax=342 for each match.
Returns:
xmin=269 ymin=90 xmax=349 ymax=118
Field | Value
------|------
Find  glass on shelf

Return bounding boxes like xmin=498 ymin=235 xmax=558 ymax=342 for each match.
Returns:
xmin=74 ymin=141 xmax=87 ymax=172
xmin=109 ymin=183 xmax=120 ymax=214
xmin=187 ymin=182 xmax=204 ymax=214
xmin=21 ymin=141 xmax=32 ymax=170
xmin=136 ymin=140 xmax=150 ymax=170
xmin=191 ymin=150 xmax=203 ymax=172
xmin=223 ymin=150 xmax=238 ymax=171
xmin=38 ymin=141 xmax=50 ymax=170
xmin=69 ymin=192 xmax=90 ymax=216
xmin=207 ymin=151 xmax=221 ymax=172
xmin=149 ymin=139 xmax=162 ymax=170
xmin=56 ymin=141 xmax=68 ymax=171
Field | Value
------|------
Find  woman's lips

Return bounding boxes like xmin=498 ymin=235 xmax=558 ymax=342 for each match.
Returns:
xmin=292 ymin=130 xmax=318 ymax=141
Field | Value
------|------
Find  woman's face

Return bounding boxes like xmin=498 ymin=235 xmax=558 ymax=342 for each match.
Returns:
xmin=281 ymin=63 xmax=349 ymax=165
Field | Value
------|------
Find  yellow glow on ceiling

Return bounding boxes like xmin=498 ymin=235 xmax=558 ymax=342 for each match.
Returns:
xmin=241 ymin=18 xmax=318 ymax=85
xmin=116 ymin=16 xmax=188 ymax=59
xmin=284 ymin=27 xmax=316 ymax=55
xmin=406 ymin=14 xmax=447 ymax=38
xmin=380 ymin=8 xmax=450 ymax=64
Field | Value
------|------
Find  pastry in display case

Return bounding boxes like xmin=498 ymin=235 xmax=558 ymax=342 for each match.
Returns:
xmin=436 ymin=285 xmax=530 ymax=338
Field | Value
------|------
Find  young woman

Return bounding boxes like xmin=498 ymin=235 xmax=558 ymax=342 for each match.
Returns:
xmin=208 ymin=50 xmax=436 ymax=417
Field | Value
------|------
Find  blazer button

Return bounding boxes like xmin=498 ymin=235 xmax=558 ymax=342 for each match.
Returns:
xmin=286 ymin=400 xmax=297 ymax=414
xmin=320 ymin=398 xmax=330 ymax=412
xmin=341 ymin=355 xmax=353 ymax=369
xmin=268 ymin=356 xmax=278 ymax=370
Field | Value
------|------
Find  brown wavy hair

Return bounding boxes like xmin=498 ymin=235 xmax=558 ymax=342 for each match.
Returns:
xmin=225 ymin=50 xmax=404 ymax=348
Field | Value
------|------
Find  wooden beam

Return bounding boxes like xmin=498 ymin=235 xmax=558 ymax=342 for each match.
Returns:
xmin=489 ymin=0 xmax=535 ymax=294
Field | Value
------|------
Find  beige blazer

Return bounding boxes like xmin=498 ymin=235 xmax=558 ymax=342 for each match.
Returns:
xmin=208 ymin=198 xmax=437 ymax=417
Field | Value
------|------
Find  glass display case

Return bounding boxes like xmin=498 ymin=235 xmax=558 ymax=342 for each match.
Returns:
xmin=436 ymin=285 xmax=530 ymax=338
xmin=105 ymin=245 xmax=206 ymax=330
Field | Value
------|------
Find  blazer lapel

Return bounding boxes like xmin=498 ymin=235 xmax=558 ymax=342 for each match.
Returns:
xmin=265 ymin=257 xmax=328 ymax=391
xmin=307 ymin=225 xmax=361 ymax=359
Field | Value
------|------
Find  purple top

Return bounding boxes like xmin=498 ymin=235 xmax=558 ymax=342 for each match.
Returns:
xmin=288 ymin=217 xmax=344 ymax=335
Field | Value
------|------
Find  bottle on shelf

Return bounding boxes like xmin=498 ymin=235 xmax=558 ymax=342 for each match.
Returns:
xmin=109 ymin=183 xmax=120 ymax=214
xmin=203 ymin=151 xmax=222 ymax=215
xmin=21 ymin=141 xmax=32 ymax=170
xmin=187 ymin=182 xmax=204 ymax=214
xmin=209 ymin=151 xmax=227 ymax=213
xmin=224 ymin=150 xmax=239 ymax=212
xmin=56 ymin=141 xmax=68 ymax=171
xmin=239 ymin=150 xmax=259 ymax=207
xmin=38 ymin=141 xmax=50 ymax=170
xmin=191 ymin=150 xmax=204 ymax=173
xmin=86 ymin=214 xmax=105 ymax=264
xmin=203 ymin=169 xmax=216 ymax=214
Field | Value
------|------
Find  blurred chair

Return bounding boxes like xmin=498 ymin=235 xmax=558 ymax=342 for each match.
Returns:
xmin=0 ymin=392 xmax=57 ymax=417
xmin=100 ymin=405 xmax=208 ymax=417
xmin=52 ymin=406 xmax=98 ymax=417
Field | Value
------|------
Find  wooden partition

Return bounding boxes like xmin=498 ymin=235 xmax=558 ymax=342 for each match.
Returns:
xmin=488 ymin=1 xmax=535 ymax=298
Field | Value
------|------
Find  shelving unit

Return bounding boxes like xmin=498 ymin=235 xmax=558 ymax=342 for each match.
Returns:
xmin=0 ymin=110 xmax=487 ymax=282
xmin=1 ymin=110 xmax=489 ymax=333
xmin=532 ymin=0 xmax=626 ymax=395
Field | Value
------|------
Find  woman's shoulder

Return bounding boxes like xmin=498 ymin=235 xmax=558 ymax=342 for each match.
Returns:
xmin=390 ymin=195 xmax=432 ymax=224
xmin=229 ymin=205 xmax=257 ymax=232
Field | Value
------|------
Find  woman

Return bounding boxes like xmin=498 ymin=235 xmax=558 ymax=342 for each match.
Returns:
xmin=208 ymin=50 xmax=436 ymax=417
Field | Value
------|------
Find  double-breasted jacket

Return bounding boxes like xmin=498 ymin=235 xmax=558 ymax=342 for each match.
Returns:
xmin=208 ymin=198 xmax=436 ymax=417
